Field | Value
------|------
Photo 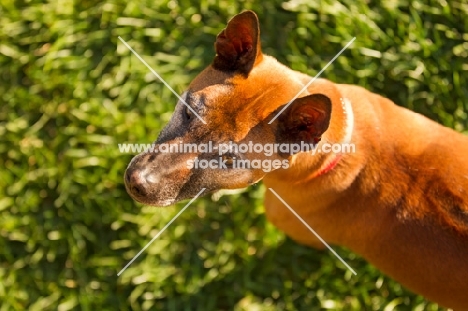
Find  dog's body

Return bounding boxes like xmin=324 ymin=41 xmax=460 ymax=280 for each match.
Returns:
xmin=125 ymin=11 xmax=468 ymax=309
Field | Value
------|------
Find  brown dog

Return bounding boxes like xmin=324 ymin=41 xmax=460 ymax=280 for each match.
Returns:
xmin=125 ymin=11 xmax=468 ymax=309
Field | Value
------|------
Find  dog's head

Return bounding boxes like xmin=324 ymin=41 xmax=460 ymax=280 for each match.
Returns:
xmin=124 ymin=11 xmax=334 ymax=206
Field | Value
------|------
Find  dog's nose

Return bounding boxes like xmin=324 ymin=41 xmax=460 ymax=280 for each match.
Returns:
xmin=125 ymin=168 xmax=148 ymax=198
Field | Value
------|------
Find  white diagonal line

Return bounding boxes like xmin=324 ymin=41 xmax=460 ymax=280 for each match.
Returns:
xmin=117 ymin=188 xmax=206 ymax=276
xmin=118 ymin=36 xmax=207 ymax=124
xmin=268 ymin=37 xmax=356 ymax=124
xmin=268 ymin=188 xmax=357 ymax=275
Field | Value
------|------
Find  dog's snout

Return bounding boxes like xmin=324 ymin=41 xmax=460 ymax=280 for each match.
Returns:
xmin=125 ymin=167 xmax=149 ymax=198
xmin=124 ymin=150 xmax=198 ymax=206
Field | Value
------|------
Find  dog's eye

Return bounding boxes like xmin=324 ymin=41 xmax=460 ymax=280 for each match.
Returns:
xmin=183 ymin=105 xmax=193 ymax=121
xmin=221 ymin=153 xmax=235 ymax=167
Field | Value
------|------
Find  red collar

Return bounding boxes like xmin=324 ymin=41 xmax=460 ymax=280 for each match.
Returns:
xmin=311 ymin=154 xmax=343 ymax=178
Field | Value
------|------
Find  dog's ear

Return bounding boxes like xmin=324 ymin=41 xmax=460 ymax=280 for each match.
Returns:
xmin=212 ymin=10 xmax=262 ymax=75
xmin=274 ymin=94 xmax=332 ymax=150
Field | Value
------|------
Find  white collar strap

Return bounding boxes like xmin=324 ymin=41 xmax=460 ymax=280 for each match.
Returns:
xmin=340 ymin=97 xmax=354 ymax=144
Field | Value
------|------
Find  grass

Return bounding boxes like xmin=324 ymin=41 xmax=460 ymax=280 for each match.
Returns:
xmin=0 ymin=0 xmax=466 ymax=310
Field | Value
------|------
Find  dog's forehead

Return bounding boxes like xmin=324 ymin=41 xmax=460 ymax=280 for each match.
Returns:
xmin=188 ymin=83 xmax=233 ymax=108
xmin=183 ymin=89 xmax=262 ymax=142
xmin=189 ymin=66 xmax=232 ymax=90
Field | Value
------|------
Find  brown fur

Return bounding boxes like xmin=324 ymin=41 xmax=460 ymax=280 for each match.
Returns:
xmin=125 ymin=11 xmax=468 ymax=309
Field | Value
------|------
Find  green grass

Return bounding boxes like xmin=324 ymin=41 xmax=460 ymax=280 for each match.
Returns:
xmin=1 ymin=0 xmax=467 ymax=310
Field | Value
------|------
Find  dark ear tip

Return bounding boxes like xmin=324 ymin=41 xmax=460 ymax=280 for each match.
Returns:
xmin=239 ymin=10 xmax=258 ymax=18
xmin=301 ymin=94 xmax=332 ymax=114
xmin=234 ymin=10 xmax=259 ymax=25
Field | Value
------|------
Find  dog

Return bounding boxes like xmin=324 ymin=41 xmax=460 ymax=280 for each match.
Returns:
xmin=125 ymin=11 xmax=468 ymax=309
